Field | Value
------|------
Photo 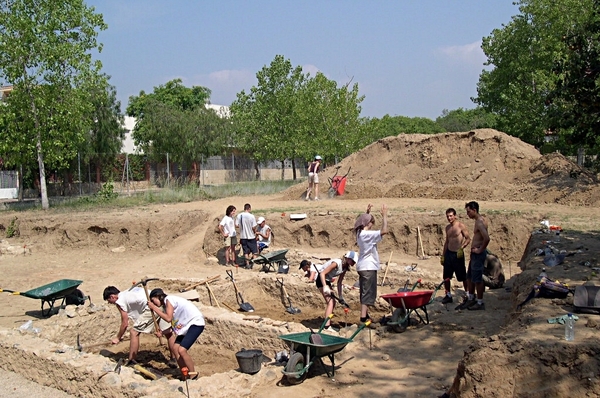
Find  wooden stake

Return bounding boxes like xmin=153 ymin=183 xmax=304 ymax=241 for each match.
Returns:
xmin=205 ymin=281 xmax=220 ymax=308
xmin=417 ymin=227 xmax=427 ymax=259
xmin=381 ymin=251 xmax=393 ymax=286
xmin=180 ymin=275 xmax=220 ymax=292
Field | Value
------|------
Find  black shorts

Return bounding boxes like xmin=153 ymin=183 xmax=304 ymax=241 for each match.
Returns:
xmin=443 ymin=250 xmax=466 ymax=282
xmin=315 ymin=278 xmax=332 ymax=289
xmin=174 ymin=325 xmax=204 ymax=350
xmin=240 ymin=238 xmax=258 ymax=255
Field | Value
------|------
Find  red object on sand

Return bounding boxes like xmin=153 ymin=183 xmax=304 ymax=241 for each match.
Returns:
xmin=331 ymin=175 xmax=347 ymax=196
xmin=380 ymin=291 xmax=434 ymax=309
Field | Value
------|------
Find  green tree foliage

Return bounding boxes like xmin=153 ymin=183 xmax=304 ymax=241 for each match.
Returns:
xmin=80 ymin=82 xmax=126 ymax=183
xmin=126 ymin=79 xmax=227 ymax=177
xmin=435 ymin=108 xmax=498 ymax=132
xmin=361 ymin=114 xmax=444 ymax=148
xmin=475 ymin=0 xmax=592 ymax=147
xmin=547 ymin=1 xmax=600 ymax=154
xmin=0 ymin=0 xmax=107 ymax=209
xmin=231 ymin=55 xmax=364 ymax=178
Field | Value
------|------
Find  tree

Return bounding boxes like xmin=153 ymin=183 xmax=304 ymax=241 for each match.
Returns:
xmin=361 ymin=114 xmax=444 ymax=148
xmin=435 ymin=108 xmax=497 ymax=132
xmin=547 ymin=0 xmax=600 ymax=154
xmin=0 ymin=0 xmax=107 ymax=209
xmin=80 ymin=82 xmax=126 ymax=183
xmin=474 ymin=0 xmax=592 ymax=147
xmin=231 ymin=55 xmax=364 ymax=178
xmin=127 ymin=79 xmax=229 ymax=183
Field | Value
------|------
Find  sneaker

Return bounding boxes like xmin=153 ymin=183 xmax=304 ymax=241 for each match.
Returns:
xmin=455 ymin=299 xmax=475 ymax=311
xmin=167 ymin=358 xmax=178 ymax=369
xmin=441 ymin=295 xmax=453 ymax=304
xmin=324 ymin=326 xmax=339 ymax=333
xmin=314 ymin=197 xmax=320 ymax=201
xmin=467 ymin=302 xmax=486 ymax=311
xmin=304 ymin=197 xmax=309 ymax=201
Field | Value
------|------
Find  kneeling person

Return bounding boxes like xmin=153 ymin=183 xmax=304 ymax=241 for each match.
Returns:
xmin=483 ymin=253 xmax=505 ymax=289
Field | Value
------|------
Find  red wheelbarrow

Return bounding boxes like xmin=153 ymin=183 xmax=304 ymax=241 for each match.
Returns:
xmin=380 ymin=279 xmax=446 ymax=333
xmin=327 ymin=167 xmax=351 ymax=198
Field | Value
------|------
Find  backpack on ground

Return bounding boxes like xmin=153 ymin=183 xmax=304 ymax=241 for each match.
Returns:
xmin=573 ymin=285 xmax=600 ymax=314
xmin=517 ymin=276 xmax=573 ymax=310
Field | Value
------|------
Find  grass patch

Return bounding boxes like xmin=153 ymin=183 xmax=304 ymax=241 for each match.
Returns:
xmin=46 ymin=180 xmax=298 ymax=212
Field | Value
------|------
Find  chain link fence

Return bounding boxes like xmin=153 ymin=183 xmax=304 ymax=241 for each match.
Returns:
xmin=16 ymin=153 xmax=310 ymax=199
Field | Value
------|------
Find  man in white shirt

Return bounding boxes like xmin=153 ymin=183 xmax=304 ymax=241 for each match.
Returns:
xmin=236 ymin=203 xmax=258 ymax=269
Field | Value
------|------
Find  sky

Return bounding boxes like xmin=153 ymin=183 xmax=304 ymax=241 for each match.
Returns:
xmin=87 ymin=0 xmax=519 ymax=120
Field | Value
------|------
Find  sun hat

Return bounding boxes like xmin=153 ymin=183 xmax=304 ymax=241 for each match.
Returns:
xmin=345 ymin=251 xmax=358 ymax=264
xmin=353 ymin=213 xmax=374 ymax=231
xmin=315 ymin=155 xmax=322 ymax=160
xmin=257 ymin=216 xmax=265 ymax=224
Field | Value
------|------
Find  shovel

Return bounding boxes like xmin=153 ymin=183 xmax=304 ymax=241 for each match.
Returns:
xmin=226 ymin=270 xmax=254 ymax=312
xmin=276 ymin=278 xmax=300 ymax=314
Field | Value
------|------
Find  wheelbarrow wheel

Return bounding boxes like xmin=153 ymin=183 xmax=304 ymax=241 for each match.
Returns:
xmin=286 ymin=352 xmax=307 ymax=385
xmin=390 ymin=308 xmax=408 ymax=333
xmin=328 ymin=187 xmax=336 ymax=199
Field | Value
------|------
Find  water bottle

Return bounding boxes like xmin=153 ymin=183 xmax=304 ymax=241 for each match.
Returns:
xmin=539 ymin=268 xmax=548 ymax=278
xmin=565 ymin=313 xmax=575 ymax=341
xmin=555 ymin=231 xmax=561 ymax=243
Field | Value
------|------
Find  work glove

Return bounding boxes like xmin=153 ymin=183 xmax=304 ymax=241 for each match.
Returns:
xmin=457 ymin=248 xmax=464 ymax=259
xmin=440 ymin=256 xmax=445 ymax=266
xmin=322 ymin=286 xmax=332 ymax=296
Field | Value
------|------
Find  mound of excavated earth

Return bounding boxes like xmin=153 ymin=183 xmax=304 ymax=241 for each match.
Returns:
xmin=285 ymin=129 xmax=600 ymax=206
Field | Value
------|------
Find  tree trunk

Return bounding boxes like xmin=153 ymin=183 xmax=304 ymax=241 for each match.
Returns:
xmin=36 ymin=136 xmax=49 ymax=210
xmin=280 ymin=160 xmax=285 ymax=180
xmin=95 ymin=163 xmax=101 ymax=184
xmin=292 ymin=159 xmax=297 ymax=180
xmin=254 ymin=161 xmax=260 ymax=180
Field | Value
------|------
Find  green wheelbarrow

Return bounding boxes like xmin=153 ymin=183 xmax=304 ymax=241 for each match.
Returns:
xmin=0 ymin=279 xmax=86 ymax=317
xmin=279 ymin=316 xmax=370 ymax=384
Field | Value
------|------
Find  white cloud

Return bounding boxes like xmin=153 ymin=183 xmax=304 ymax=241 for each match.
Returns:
xmin=436 ymin=41 xmax=486 ymax=66
xmin=302 ymin=64 xmax=321 ymax=77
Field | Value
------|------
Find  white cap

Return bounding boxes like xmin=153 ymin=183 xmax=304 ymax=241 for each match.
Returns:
xmin=345 ymin=250 xmax=358 ymax=264
xmin=315 ymin=155 xmax=322 ymax=160
xmin=257 ymin=216 xmax=265 ymax=224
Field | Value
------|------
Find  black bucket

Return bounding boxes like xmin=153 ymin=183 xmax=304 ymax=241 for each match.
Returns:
xmin=236 ymin=349 xmax=263 ymax=374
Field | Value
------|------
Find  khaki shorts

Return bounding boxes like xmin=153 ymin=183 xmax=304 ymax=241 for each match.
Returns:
xmin=308 ymin=172 xmax=319 ymax=184
xmin=225 ymin=236 xmax=238 ymax=246
xmin=133 ymin=308 xmax=171 ymax=333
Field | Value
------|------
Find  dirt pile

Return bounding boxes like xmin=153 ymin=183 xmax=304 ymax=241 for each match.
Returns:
xmin=285 ymin=129 xmax=600 ymax=205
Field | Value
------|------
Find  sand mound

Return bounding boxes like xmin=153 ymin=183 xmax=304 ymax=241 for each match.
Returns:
xmin=284 ymin=129 xmax=600 ymax=205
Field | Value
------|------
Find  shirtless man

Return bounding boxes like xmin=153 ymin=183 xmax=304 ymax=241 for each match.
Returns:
xmin=456 ymin=201 xmax=491 ymax=311
xmin=440 ymin=208 xmax=471 ymax=304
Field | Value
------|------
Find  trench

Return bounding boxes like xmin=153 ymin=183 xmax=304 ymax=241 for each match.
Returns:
xmin=0 ymin=212 xmax=540 ymax=397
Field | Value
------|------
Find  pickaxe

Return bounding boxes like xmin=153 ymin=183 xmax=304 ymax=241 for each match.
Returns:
xmin=130 ymin=277 xmax=163 ymax=345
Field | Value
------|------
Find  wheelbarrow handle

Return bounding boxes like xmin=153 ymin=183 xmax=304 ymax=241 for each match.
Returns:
xmin=317 ymin=313 xmax=334 ymax=333
xmin=350 ymin=320 xmax=371 ymax=340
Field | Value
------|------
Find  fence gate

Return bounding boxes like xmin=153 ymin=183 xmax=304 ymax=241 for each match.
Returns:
xmin=0 ymin=171 xmax=18 ymax=200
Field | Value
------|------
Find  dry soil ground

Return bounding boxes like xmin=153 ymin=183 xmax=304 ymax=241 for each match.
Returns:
xmin=0 ymin=130 xmax=599 ymax=398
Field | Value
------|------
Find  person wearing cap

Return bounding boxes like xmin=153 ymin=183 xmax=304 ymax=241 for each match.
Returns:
xmin=147 ymin=288 xmax=205 ymax=380
xmin=305 ymin=155 xmax=322 ymax=201
xmin=316 ymin=251 xmax=358 ymax=331
xmin=255 ymin=216 xmax=272 ymax=253
xmin=102 ymin=286 xmax=177 ymax=367
xmin=299 ymin=259 xmax=320 ymax=282
xmin=354 ymin=203 xmax=388 ymax=325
